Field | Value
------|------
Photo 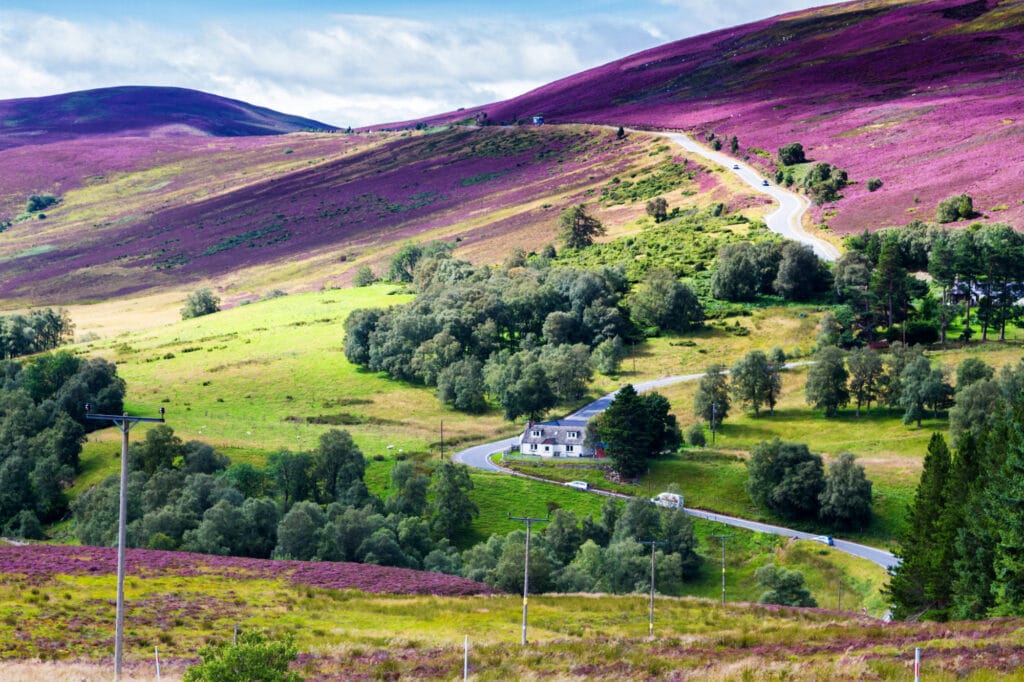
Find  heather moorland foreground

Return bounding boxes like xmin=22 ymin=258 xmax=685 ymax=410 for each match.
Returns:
xmin=1 ymin=544 xmax=1022 ymax=681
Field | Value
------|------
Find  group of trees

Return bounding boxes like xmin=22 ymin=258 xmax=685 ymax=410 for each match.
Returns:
xmin=775 ymin=143 xmax=848 ymax=204
xmin=711 ymin=239 xmax=831 ymax=302
xmin=74 ymin=425 xmax=478 ymax=571
xmin=0 ymin=308 xmax=74 ymax=360
xmin=463 ymin=496 xmax=702 ymax=595
xmin=0 ymin=350 xmax=125 ymax=538
xmin=586 ymin=384 xmax=681 ymax=478
xmin=840 ymin=222 xmax=1024 ymax=345
xmin=746 ymin=438 xmax=873 ymax=530
xmin=71 ymin=419 xmax=706 ymax=600
xmin=888 ymin=358 xmax=1024 ymax=620
xmin=691 ymin=349 xmax=786 ymax=433
xmin=345 ymin=248 xmax=703 ymax=418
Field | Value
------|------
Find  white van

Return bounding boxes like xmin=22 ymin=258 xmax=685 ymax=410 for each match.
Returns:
xmin=651 ymin=492 xmax=683 ymax=509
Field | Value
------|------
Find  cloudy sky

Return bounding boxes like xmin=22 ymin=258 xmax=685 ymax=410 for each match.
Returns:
xmin=1 ymin=0 xmax=830 ymax=128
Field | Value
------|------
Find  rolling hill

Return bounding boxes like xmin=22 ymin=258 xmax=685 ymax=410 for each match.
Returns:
xmin=0 ymin=86 xmax=336 ymax=150
xmin=3 ymin=0 xmax=1022 ymax=304
xmin=409 ymin=0 xmax=1024 ymax=234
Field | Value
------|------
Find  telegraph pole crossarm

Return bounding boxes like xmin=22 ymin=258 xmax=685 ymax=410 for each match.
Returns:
xmin=639 ymin=540 xmax=666 ymax=636
xmin=507 ymin=513 xmax=549 ymax=646
xmin=85 ymin=405 xmax=165 ymax=682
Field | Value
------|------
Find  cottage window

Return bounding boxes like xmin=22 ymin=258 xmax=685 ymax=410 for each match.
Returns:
xmin=567 ymin=431 xmax=579 ymax=439
xmin=530 ymin=429 xmax=542 ymax=437
xmin=529 ymin=443 xmax=537 ymax=451
xmin=565 ymin=445 xmax=574 ymax=452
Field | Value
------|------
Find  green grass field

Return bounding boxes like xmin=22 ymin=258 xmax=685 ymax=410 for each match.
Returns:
xmin=62 ymin=281 xmax=1024 ymax=615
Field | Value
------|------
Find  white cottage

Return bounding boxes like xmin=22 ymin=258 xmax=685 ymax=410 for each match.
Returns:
xmin=518 ymin=418 xmax=593 ymax=457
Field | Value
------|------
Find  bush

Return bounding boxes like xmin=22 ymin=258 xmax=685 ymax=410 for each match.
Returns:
xmin=867 ymin=178 xmax=883 ymax=192
xmin=686 ymin=423 xmax=706 ymax=447
xmin=936 ymin=194 xmax=974 ymax=223
xmin=353 ymin=265 xmax=376 ymax=287
xmin=183 ymin=629 xmax=301 ymax=682
xmin=181 ymin=288 xmax=221 ymax=320
xmin=777 ymin=143 xmax=806 ymax=166
xmin=26 ymin=194 xmax=60 ymax=213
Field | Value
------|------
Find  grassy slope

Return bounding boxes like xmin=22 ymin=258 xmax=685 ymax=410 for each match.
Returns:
xmin=0 ymin=126 xmax=755 ymax=305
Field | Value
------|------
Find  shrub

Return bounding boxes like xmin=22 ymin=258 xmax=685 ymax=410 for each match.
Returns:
xmin=26 ymin=194 xmax=60 ymax=213
xmin=777 ymin=143 xmax=806 ymax=166
xmin=353 ymin=265 xmax=376 ymax=287
xmin=183 ymin=628 xmax=301 ymax=682
xmin=867 ymin=178 xmax=883 ymax=192
xmin=181 ymin=288 xmax=221 ymax=320
xmin=935 ymin=194 xmax=974 ymax=223
xmin=686 ymin=423 xmax=706 ymax=447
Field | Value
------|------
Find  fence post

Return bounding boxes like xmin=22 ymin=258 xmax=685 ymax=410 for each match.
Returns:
xmin=155 ymin=646 xmax=161 ymax=682
xmin=914 ymin=647 xmax=921 ymax=682
xmin=463 ymin=635 xmax=469 ymax=681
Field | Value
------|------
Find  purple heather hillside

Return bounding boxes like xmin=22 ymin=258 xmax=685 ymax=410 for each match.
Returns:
xmin=0 ymin=86 xmax=337 ymax=150
xmin=411 ymin=0 xmax=1024 ymax=233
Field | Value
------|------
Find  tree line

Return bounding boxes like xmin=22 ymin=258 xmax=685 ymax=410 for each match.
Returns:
xmin=71 ymin=420 xmax=707 ymax=598
xmin=888 ymin=356 xmax=1024 ymax=620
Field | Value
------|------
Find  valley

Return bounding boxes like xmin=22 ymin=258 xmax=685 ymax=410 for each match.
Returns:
xmin=3 ymin=0 xmax=1024 ymax=679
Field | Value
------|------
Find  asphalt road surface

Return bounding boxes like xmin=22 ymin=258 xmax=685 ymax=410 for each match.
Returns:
xmin=662 ymin=132 xmax=840 ymax=262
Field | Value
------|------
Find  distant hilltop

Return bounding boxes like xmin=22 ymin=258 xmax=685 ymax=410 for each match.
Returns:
xmin=0 ymin=86 xmax=338 ymax=150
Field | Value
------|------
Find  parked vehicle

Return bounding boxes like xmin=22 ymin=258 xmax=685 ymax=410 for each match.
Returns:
xmin=565 ymin=480 xmax=589 ymax=491
xmin=812 ymin=535 xmax=834 ymax=546
xmin=651 ymin=492 xmax=683 ymax=509
xmin=761 ymin=179 xmax=770 ymax=186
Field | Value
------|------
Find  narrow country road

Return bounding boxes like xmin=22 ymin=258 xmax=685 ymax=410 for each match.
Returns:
xmin=660 ymin=131 xmax=840 ymax=262
xmin=452 ymin=365 xmax=898 ymax=570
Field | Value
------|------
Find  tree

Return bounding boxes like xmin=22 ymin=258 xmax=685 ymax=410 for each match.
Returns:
xmin=539 ymin=343 xmax=593 ymax=402
xmin=428 ymin=461 xmax=478 ymax=540
xmin=183 ymin=629 xmax=301 ymax=682
xmin=387 ymin=243 xmax=423 ymax=282
xmin=133 ymin=424 xmax=184 ymax=476
xmin=181 ymin=288 xmax=220 ymax=319
xmin=730 ymin=350 xmax=780 ymax=417
xmin=846 ymin=347 xmax=883 ymax=416
xmin=645 ymin=197 xmax=668 ymax=223
xmin=592 ymin=335 xmax=626 ymax=375
xmin=755 ymin=564 xmax=816 ymax=607
xmin=774 ymin=241 xmax=828 ymax=301
xmin=819 ymin=452 xmax=872 ymax=529
xmin=777 ymin=143 xmax=806 ymax=166
xmin=437 ymin=357 xmax=488 ymax=413
xmin=628 ymin=269 xmax=703 ymax=333
xmin=805 ymin=346 xmax=849 ymax=417
xmin=597 ymin=385 xmax=650 ymax=479
xmin=899 ymin=356 xmax=951 ymax=427
xmin=558 ymin=204 xmax=605 ymax=249
xmin=887 ymin=433 xmax=953 ymax=619
xmin=956 ymin=358 xmax=994 ymax=392
xmin=385 ymin=461 xmax=429 ymax=517
xmin=950 ymin=378 xmax=1001 ymax=444
xmin=711 ymin=242 xmax=759 ymax=302
xmin=595 ymin=386 xmax=681 ymax=479
xmin=353 ymin=265 xmax=376 ymax=287
xmin=313 ymin=429 xmax=365 ymax=504
xmin=746 ymin=438 xmax=825 ymax=520
xmin=693 ymin=364 xmax=729 ymax=430
xmin=273 ymin=501 xmax=324 ymax=560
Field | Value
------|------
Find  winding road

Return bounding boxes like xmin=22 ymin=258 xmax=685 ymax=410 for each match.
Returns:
xmin=662 ymin=131 xmax=840 ymax=262
xmin=454 ymin=130 xmax=892 ymax=568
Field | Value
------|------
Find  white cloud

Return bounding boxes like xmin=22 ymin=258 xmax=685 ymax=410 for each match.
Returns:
xmin=0 ymin=5 xmax=815 ymax=127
